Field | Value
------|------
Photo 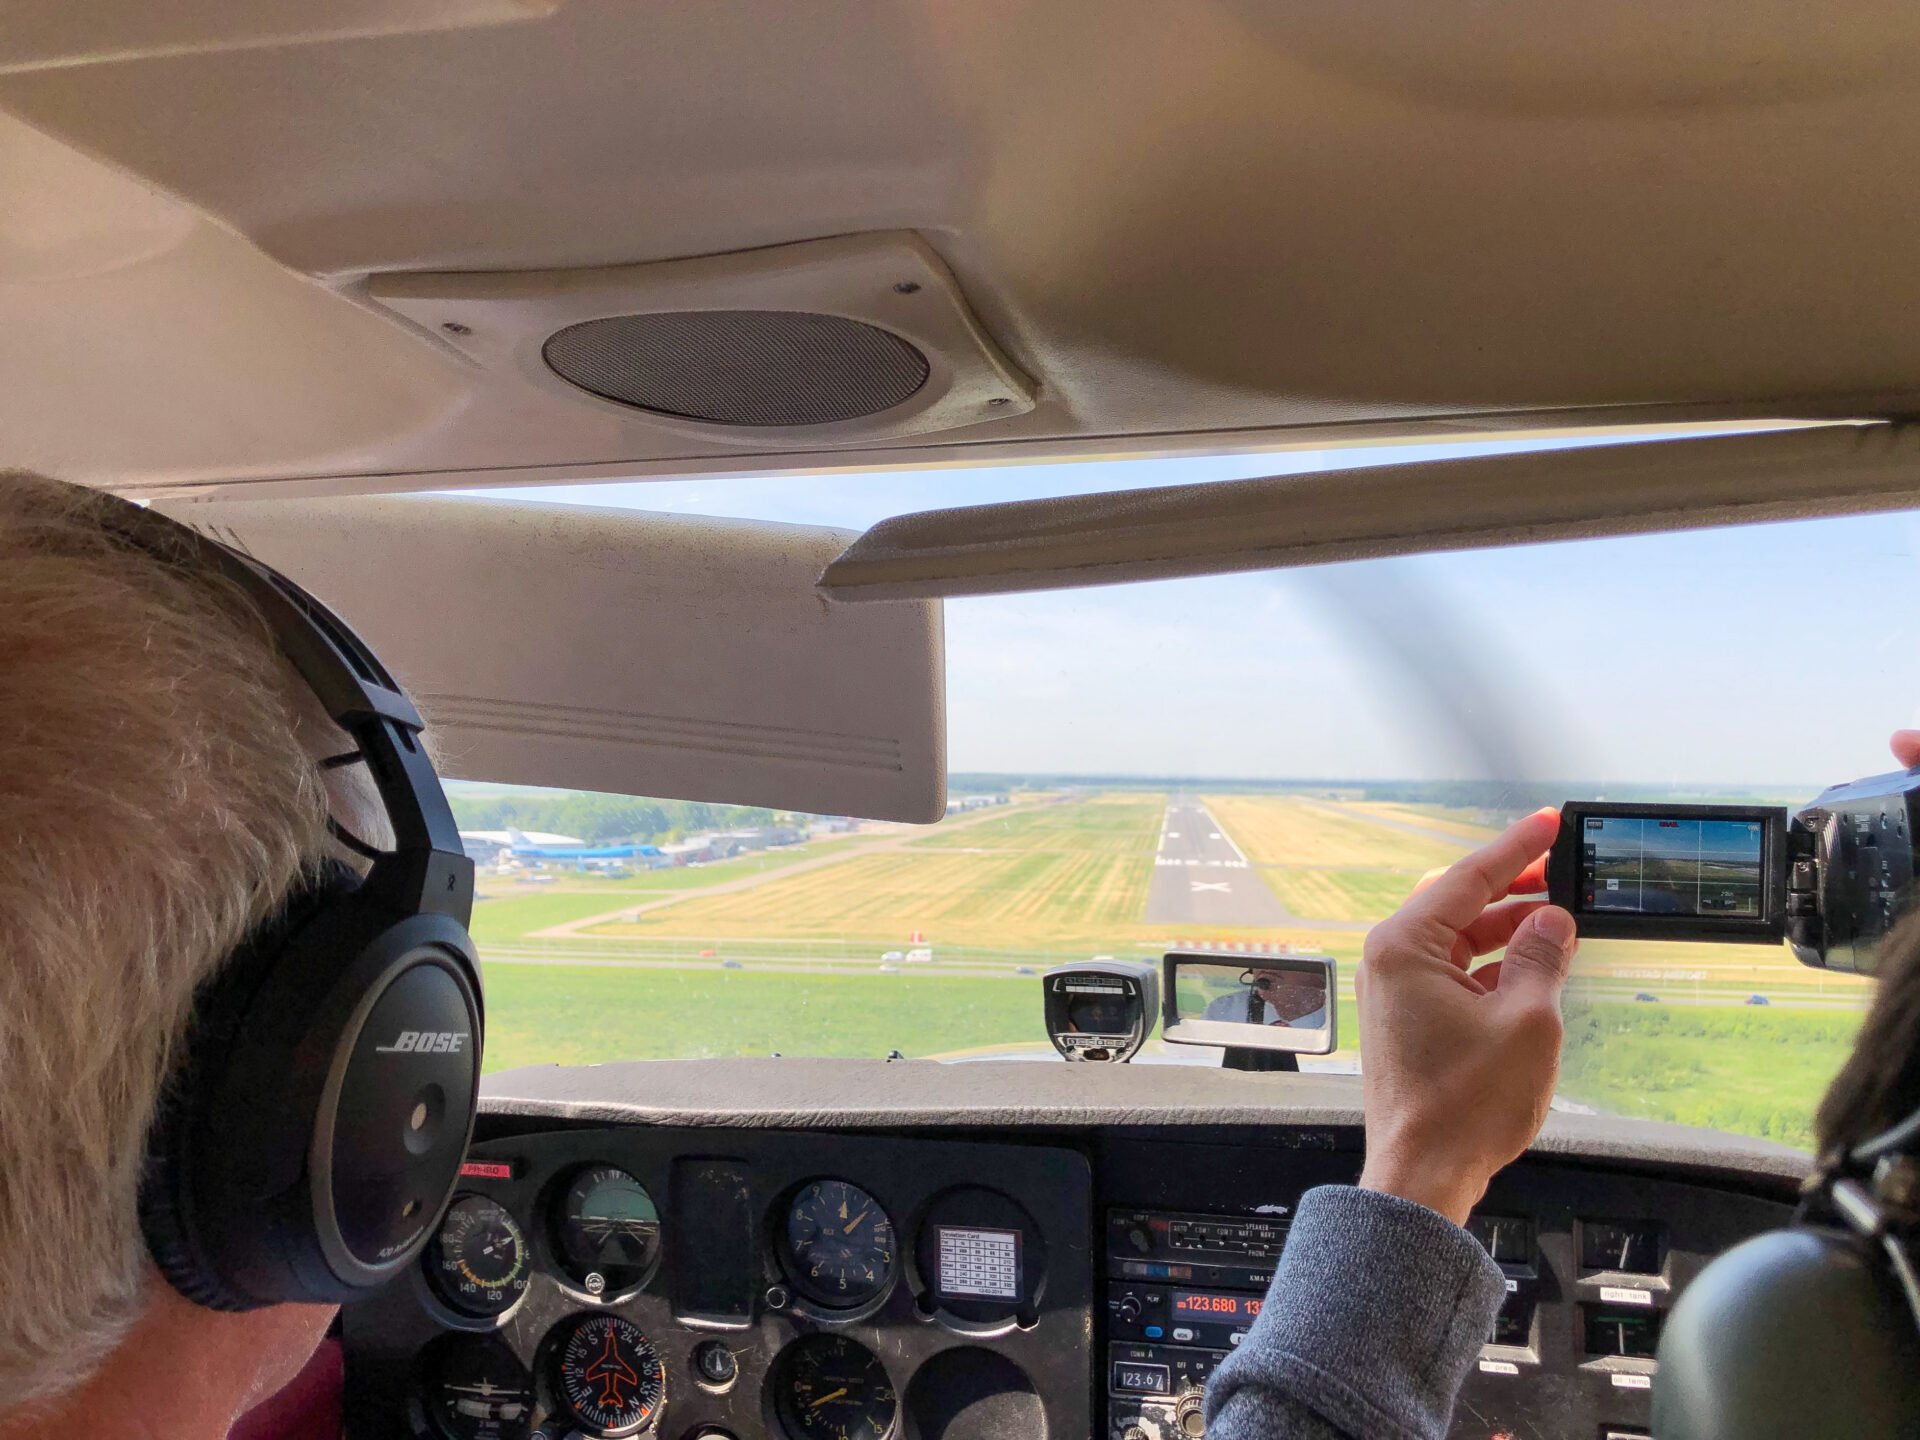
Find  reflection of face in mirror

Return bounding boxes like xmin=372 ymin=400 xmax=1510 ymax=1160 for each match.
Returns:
xmin=1180 ymin=960 xmax=1330 ymax=1029
xmin=1243 ymin=968 xmax=1328 ymax=1026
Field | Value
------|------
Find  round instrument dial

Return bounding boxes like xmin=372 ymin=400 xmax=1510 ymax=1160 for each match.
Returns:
xmin=428 ymin=1196 xmax=530 ymax=1318
xmin=551 ymin=1313 xmax=666 ymax=1437
xmin=420 ymin=1335 xmax=533 ymax=1440
xmin=554 ymin=1166 xmax=661 ymax=1296
xmin=773 ymin=1334 xmax=897 ymax=1440
xmin=782 ymin=1179 xmax=896 ymax=1309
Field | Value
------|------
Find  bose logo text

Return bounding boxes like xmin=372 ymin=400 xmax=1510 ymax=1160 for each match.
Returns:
xmin=374 ymin=1031 xmax=467 ymax=1054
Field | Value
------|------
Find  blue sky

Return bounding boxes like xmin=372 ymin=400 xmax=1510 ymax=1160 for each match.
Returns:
xmin=457 ymin=437 xmax=1920 ymax=791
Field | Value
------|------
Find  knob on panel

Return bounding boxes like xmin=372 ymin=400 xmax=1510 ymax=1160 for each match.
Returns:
xmin=1175 ymin=1386 xmax=1208 ymax=1438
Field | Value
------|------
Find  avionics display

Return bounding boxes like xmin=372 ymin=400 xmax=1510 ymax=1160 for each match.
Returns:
xmin=1581 ymin=815 xmax=1765 ymax=918
xmin=1107 ymin=1209 xmax=1275 ymax=1440
xmin=1170 ymin=1289 xmax=1262 ymax=1323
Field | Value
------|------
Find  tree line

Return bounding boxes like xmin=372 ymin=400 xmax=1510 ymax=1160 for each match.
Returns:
xmin=448 ymin=791 xmax=784 ymax=845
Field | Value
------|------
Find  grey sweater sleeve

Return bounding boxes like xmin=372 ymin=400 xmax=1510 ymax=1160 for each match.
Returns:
xmin=1202 ymin=1186 xmax=1506 ymax=1440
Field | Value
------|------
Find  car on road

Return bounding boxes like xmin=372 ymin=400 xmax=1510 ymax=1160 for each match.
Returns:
xmin=880 ymin=950 xmax=904 ymax=962
xmin=1745 ymin=994 xmax=1770 ymax=1006
xmin=1633 ymin=992 xmax=1659 ymax=1003
xmin=905 ymin=947 xmax=934 ymax=963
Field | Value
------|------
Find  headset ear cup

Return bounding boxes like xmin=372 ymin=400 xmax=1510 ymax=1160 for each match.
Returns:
xmin=1654 ymin=1226 xmax=1920 ymax=1439
xmin=139 ymin=1084 xmax=251 ymax=1311
xmin=138 ymin=862 xmax=365 ymax=1311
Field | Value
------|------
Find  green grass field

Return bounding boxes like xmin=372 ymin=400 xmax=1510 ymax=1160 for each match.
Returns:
xmin=469 ymin=789 xmax=1876 ymax=1151
xmin=1557 ymin=1001 xmax=1864 ymax=1150
xmin=1204 ymin=794 xmax=1468 ymax=868
xmin=1341 ymin=801 xmax=1504 ymax=844
xmin=907 ymin=793 xmax=1163 ymax=853
xmin=481 ymin=963 xmax=1042 ymax=1069
xmin=1258 ymin=867 xmax=1420 ymax=923
xmin=469 ymin=836 xmax=876 ymax=944
xmin=596 ymin=849 xmax=1153 ymax=940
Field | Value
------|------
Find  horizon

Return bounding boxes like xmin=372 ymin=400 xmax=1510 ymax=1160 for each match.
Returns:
xmin=455 ymin=434 xmax=1920 ymax=790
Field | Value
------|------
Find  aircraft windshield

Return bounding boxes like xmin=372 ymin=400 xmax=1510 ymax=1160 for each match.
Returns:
xmin=450 ymin=443 xmax=1918 ymax=1152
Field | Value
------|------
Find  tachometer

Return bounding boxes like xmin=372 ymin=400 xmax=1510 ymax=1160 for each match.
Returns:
xmin=554 ymin=1166 xmax=661 ymax=1296
xmin=551 ymin=1313 xmax=666 ymax=1438
xmin=782 ymin=1179 xmax=896 ymax=1309
xmin=428 ymin=1195 xmax=530 ymax=1318
xmin=773 ymin=1334 xmax=897 ymax=1440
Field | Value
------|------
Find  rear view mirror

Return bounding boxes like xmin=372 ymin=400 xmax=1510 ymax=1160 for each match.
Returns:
xmin=1160 ymin=953 xmax=1338 ymax=1056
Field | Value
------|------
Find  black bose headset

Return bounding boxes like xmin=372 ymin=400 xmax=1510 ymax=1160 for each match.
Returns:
xmin=116 ymin=503 xmax=483 ymax=1311
xmin=1653 ymin=1104 xmax=1920 ymax=1438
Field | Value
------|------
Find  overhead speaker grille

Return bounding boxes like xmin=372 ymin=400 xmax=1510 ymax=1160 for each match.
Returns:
xmin=541 ymin=310 xmax=931 ymax=426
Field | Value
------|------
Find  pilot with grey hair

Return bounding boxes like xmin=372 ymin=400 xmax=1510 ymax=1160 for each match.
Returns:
xmin=0 ymin=471 xmax=387 ymax=1438
xmin=1202 ymin=966 xmax=1330 ymax=1030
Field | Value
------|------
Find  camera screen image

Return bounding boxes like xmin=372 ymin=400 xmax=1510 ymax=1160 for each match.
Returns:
xmin=1580 ymin=815 xmax=1764 ymax=917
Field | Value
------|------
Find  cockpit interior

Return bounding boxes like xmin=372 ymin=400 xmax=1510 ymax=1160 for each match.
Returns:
xmin=10 ymin=4 xmax=1920 ymax=1438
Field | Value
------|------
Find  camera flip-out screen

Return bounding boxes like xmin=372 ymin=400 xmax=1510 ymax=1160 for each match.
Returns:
xmin=1547 ymin=803 xmax=1788 ymax=943
xmin=1584 ymin=815 xmax=1763 ymax=917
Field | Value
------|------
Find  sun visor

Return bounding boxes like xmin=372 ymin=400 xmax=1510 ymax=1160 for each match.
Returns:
xmin=153 ymin=495 xmax=946 ymax=822
xmin=817 ymin=423 xmax=1916 ymax=600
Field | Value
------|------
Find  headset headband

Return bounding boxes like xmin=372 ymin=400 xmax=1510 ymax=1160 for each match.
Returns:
xmin=107 ymin=502 xmax=471 ymax=927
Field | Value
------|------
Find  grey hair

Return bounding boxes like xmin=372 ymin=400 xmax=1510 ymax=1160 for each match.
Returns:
xmin=0 ymin=472 xmax=340 ymax=1408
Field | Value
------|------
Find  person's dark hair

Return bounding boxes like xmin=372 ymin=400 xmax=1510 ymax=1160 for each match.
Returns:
xmin=1814 ymin=912 xmax=1920 ymax=1163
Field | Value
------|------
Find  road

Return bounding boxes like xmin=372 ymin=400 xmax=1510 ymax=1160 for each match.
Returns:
xmin=1143 ymin=797 xmax=1300 ymax=926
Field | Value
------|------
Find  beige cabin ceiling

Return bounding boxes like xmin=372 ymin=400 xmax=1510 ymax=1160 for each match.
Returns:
xmin=3 ymin=0 xmax=1918 ymax=494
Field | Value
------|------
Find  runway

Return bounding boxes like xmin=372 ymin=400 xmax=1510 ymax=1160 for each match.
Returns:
xmin=1143 ymin=797 xmax=1297 ymax=926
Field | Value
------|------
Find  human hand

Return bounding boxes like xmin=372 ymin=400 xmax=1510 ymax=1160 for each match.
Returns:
xmin=1892 ymin=730 xmax=1920 ymax=769
xmin=1355 ymin=808 xmax=1577 ymax=1226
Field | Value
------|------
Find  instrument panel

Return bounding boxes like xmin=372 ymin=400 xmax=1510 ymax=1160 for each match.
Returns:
xmin=345 ymin=1095 xmax=1801 ymax=1440
xmin=343 ymin=1129 xmax=1092 ymax=1440
xmin=1095 ymin=1137 xmax=1798 ymax=1440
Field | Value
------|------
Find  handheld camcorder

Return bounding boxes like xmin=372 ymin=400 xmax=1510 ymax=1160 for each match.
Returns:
xmin=1545 ymin=766 xmax=1920 ymax=974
